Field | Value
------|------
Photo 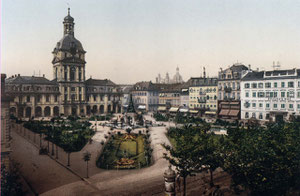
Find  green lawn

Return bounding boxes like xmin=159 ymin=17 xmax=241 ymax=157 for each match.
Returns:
xmin=97 ymin=134 xmax=149 ymax=169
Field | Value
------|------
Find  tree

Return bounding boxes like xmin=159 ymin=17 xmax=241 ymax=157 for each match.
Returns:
xmin=162 ymin=126 xmax=199 ymax=196
xmin=223 ymin=123 xmax=300 ymax=195
xmin=194 ymin=132 xmax=224 ymax=187
xmin=1 ymin=163 xmax=23 ymax=196
xmin=61 ymin=132 xmax=75 ymax=166
xmin=83 ymin=151 xmax=91 ymax=178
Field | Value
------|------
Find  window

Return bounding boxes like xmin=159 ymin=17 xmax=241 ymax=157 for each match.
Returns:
xmin=252 ymin=83 xmax=257 ymax=88
xmin=46 ymin=95 xmax=50 ymax=102
xmin=288 ymin=82 xmax=294 ymax=88
xmin=245 ymin=83 xmax=250 ymax=88
xmin=266 ymin=103 xmax=270 ymax=108
xmin=289 ymin=104 xmax=293 ymax=109
xmin=266 ymin=113 xmax=270 ymax=119
xmin=281 ymin=92 xmax=285 ymax=98
xmin=37 ymin=95 xmax=41 ymax=102
xmin=26 ymin=96 xmax=30 ymax=102
xmin=259 ymin=113 xmax=263 ymax=119
xmin=93 ymin=95 xmax=97 ymax=101
xmin=55 ymin=95 xmax=58 ymax=102
xmin=281 ymin=82 xmax=285 ymax=88
xmin=297 ymin=91 xmax=300 ymax=98
xmin=71 ymin=87 xmax=75 ymax=91
xmin=274 ymin=104 xmax=277 ymax=108
xmin=259 ymin=103 xmax=263 ymax=108
xmin=298 ymin=81 xmax=300 ymax=87
xmin=281 ymin=104 xmax=285 ymax=109
xmin=246 ymin=92 xmax=249 ymax=97
xmin=298 ymin=104 xmax=300 ymax=109
xmin=64 ymin=94 xmax=68 ymax=101
xmin=252 ymin=103 xmax=256 ymax=108
xmin=274 ymin=82 xmax=277 ymax=88
xmin=70 ymin=67 xmax=75 ymax=81
xmin=258 ymin=83 xmax=263 ymax=88
xmin=274 ymin=92 xmax=278 ymax=97
xmin=252 ymin=113 xmax=256 ymax=118
xmin=245 ymin=112 xmax=249 ymax=118
xmin=252 ymin=92 xmax=256 ymax=97
xmin=265 ymin=82 xmax=271 ymax=88
xmin=258 ymin=92 xmax=265 ymax=97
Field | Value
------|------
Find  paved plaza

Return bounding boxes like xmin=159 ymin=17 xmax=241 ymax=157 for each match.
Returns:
xmin=11 ymin=114 xmax=174 ymax=195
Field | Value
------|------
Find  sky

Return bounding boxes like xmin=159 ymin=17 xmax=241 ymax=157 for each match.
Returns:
xmin=1 ymin=0 xmax=300 ymax=84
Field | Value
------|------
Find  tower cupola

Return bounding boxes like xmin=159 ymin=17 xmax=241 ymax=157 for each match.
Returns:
xmin=63 ymin=8 xmax=75 ymax=36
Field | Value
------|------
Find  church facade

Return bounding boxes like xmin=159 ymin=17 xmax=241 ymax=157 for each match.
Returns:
xmin=5 ymin=9 xmax=123 ymax=118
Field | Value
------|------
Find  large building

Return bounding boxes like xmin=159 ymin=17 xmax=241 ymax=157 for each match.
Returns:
xmin=188 ymin=76 xmax=218 ymax=115
xmin=5 ymin=9 xmax=123 ymax=118
xmin=240 ymin=68 xmax=300 ymax=123
xmin=131 ymin=81 xmax=160 ymax=112
xmin=217 ymin=63 xmax=250 ymax=120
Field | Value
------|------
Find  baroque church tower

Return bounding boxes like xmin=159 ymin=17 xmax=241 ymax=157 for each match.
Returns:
xmin=52 ymin=8 xmax=86 ymax=115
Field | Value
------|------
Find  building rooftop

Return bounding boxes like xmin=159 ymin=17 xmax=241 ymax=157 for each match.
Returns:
xmin=5 ymin=75 xmax=57 ymax=85
xmin=85 ymin=78 xmax=116 ymax=86
xmin=241 ymin=68 xmax=300 ymax=81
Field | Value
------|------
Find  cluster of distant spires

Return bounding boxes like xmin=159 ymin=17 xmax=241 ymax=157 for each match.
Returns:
xmin=155 ymin=67 xmax=184 ymax=84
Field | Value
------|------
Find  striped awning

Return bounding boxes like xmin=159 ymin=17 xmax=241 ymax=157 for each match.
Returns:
xmin=205 ymin=111 xmax=216 ymax=115
xmin=158 ymin=106 xmax=166 ymax=111
xmin=189 ymin=110 xmax=199 ymax=114
xmin=228 ymin=110 xmax=239 ymax=116
xmin=138 ymin=105 xmax=146 ymax=110
xmin=169 ymin=107 xmax=179 ymax=113
xmin=219 ymin=109 xmax=229 ymax=116
xmin=179 ymin=108 xmax=189 ymax=113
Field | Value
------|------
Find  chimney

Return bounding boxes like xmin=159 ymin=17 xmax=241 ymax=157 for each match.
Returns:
xmin=248 ymin=64 xmax=251 ymax=70
xmin=18 ymin=74 xmax=20 ymax=77
xmin=203 ymin=67 xmax=206 ymax=78
xmin=43 ymin=74 xmax=45 ymax=78
xmin=257 ymin=68 xmax=259 ymax=71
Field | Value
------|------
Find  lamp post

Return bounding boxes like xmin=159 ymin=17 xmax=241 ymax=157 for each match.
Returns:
xmin=164 ymin=165 xmax=176 ymax=196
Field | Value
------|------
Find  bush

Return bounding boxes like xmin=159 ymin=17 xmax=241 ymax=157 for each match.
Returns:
xmin=153 ymin=112 xmax=169 ymax=122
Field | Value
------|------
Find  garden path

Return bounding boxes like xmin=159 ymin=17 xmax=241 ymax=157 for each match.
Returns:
xmin=41 ymin=114 xmax=172 ymax=195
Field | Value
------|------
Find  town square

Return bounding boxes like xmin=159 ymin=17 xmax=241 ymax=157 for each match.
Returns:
xmin=1 ymin=1 xmax=300 ymax=196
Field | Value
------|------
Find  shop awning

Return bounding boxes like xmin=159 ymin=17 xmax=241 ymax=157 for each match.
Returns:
xmin=179 ymin=108 xmax=189 ymax=113
xmin=158 ymin=106 xmax=166 ymax=111
xmin=138 ymin=105 xmax=146 ymax=110
xmin=189 ymin=110 xmax=199 ymax=114
xmin=219 ymin=109 xmax=229 ymax=116
xmin=205 ymin=111 xmax=216 ymax=115
xmin=169 ymin=107 xmax=179 ymax=113
xmin=228 ymin=110 xmax=239 ymax=116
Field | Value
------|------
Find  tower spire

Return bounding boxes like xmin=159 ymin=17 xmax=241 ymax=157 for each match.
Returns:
xmin=68 ymin=7 xmax=70 ymax=16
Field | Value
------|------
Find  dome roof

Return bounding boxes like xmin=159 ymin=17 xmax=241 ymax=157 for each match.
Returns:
xmin=64 ymin=15 xmax=74 ymax=23
xmin=54 ymin=34 xmax=85 ymax=53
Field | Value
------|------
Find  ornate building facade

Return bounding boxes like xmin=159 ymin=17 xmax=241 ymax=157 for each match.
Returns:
xmin=5 ymin=9 xmax=123 ymax=118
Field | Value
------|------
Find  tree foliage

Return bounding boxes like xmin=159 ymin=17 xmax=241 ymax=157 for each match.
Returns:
xmin=223 ymin=122 xmax=300 ymax=195
xmin=1 ymin=164 xmax=23 ymax=196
